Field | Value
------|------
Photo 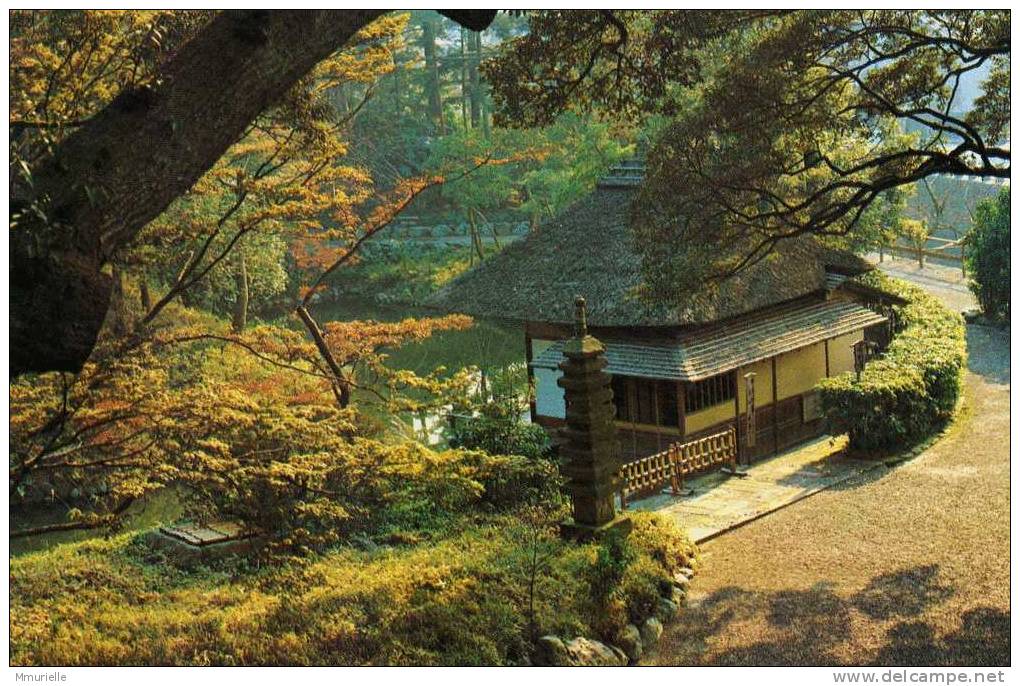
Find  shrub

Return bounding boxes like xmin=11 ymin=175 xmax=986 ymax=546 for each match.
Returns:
xmin=966 ymin=186 xmax=1010 ymax=321
xmin=580 ymin=513 xmax=700 ymax=639
xmin=472 ymin=454 xmax=563 ymax=510
xmin=449 ymin=414 xmax=552 ymax=461
xmin=586 ymin=531 xmax=634 ymax=606
xmin=448 ymin=362 xmax=553 ymax=461
xmin=627 ymin=510 xmax=700 ymax=576
xmin=818 ymin=274 xmax=966 ymax=451
xmin=618 ymin=554 xmax=668 ymax=623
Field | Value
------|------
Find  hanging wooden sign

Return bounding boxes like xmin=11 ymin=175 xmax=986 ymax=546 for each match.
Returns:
xmin=744 ymin=372 xmax=756 ymax=448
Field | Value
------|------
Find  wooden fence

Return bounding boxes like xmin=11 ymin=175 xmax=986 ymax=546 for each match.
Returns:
xmin=882 ymin=235 xmax=966 ymax=272
xmin=618 ymin=426 xmax=738 ymax=508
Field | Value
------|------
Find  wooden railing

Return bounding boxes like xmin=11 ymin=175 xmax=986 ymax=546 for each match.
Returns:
xmin=618 ymin=426 xmax=738 ymax=508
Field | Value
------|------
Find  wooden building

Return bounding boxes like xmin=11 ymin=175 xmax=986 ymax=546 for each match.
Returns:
xmin=428 ymin=163 xmax=901 ymax=465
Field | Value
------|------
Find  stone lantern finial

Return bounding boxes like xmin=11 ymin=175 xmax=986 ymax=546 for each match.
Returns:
xmin=574 ymin=296 xmax=588 ymax=337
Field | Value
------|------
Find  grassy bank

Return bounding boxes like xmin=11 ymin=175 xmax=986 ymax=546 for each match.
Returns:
xmin=11 ymin=511 xmax=696 ymax=666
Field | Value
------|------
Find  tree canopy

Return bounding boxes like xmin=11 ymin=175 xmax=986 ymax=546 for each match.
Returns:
xmin=966 ymin=186 xmax=1010 ymax=320
xmin=9 ymin=9 xmax=497 ymax=376
xmin=486 ymin=10 xmax=1010 ymax=302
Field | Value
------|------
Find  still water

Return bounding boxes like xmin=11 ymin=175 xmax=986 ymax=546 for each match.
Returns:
xmin=308 ymin=296 xmax=525 ymax=380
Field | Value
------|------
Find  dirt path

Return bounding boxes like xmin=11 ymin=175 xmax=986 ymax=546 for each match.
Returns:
xmin=647 ymin=268 xmax=1010 ymax=666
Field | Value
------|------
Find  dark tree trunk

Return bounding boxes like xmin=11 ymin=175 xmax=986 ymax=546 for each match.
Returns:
xmin=421 ymin=16 xmax=445 ymax=135
xmin=296 ymin=305 xmax=352 ymax=408
xmin=391 ymin=59 xmax=402 ymax=117
xmin=468 ymin=207 xmax=486 ymax=262
xmin=9 ymin=9 xmax=496 ymax=377
xmin=139 ymin=276 xmax=152 ymax=313
xmin=460 ymin=28 xmax=470 ymax=128
xmin=231 ymin=248 xmax=249 ymax=333
xmin=109 ymin=264 xmax=130 ymax=337
xmin=469 ymin=31 xmax=482 ymax=129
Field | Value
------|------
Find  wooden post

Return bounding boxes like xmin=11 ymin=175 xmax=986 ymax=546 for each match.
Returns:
xmin=653 ymin=380 xmax=663 ymax=454
xmin=744 ymin=372 xmax=757 ymax=464
xmin=669 ymin=444 xmax=681 ymax=494
xmin=677 ymin=380 xmax=686 ymax=436
xmin=524 ymin=330 xmax=537 ymax=422
xmin=732 ymin=371 xmax=741 ymax=463
xmin=771 ymin=357 xmax=779 ymax=455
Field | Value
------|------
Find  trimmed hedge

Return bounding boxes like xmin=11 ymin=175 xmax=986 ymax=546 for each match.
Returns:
xmin=818 ymin=274 xmax=966 ymax=452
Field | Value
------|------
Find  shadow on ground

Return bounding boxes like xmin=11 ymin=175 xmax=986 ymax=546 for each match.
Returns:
xmin=659 ymin=564 xmax=1009 ymax=666
xmin=965 ymin=325 xmax=1010 ymax=386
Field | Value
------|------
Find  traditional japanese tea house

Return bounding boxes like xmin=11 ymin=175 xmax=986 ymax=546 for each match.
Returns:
xmin=428 ymin=160 xmax=901 ymax=464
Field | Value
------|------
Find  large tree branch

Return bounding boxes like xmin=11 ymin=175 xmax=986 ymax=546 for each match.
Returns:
xmin=10 ymin=496 xmax=136 ymax=540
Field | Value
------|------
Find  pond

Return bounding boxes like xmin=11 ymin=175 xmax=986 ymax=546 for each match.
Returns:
xmin=309 ymin=296 xmax=525 ymax=381
xmin=308 ymin=296 xmax=527 ymax=442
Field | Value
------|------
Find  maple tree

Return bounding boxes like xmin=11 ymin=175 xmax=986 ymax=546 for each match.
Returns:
xmin=9 ymin=11 xmax=487 ymax=543
xmin=9 ymin=304 xmax=476 ymax=548
xmin=9 ymin=9 xmax=497 ymax=376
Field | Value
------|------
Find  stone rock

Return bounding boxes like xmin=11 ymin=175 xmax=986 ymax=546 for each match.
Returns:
xmin=673 ymin=567 xmax=695 ymax=586
xmin=565 ymin=637 xmax=627 ymax=666
xmin=671 ymin=585 xmax=687 ymax=605
xmin=640 ymin=617 xmax=663 ymax=648
xmin=657 ymin=597 xmax=680 ymax=622
xmin=609 ymin=644 xmax=628 ymax=665
xmin=615 ymin=624 xmax=643 ymax=662
xmin=534 ymin=635 xmax=571 ymax=666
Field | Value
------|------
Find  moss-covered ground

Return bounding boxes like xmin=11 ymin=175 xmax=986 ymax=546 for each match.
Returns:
xmin=11 ymin=510 xmax=697 ymax=666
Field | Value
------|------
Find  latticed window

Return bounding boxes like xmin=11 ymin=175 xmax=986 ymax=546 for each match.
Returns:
xmin=611 ymin=375 xmax=680 ymax=427
xmin=684 ymin=373 xmax=735 ymax=414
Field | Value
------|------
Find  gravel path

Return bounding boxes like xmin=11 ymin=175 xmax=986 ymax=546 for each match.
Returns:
xmin=646 ymin=267 xmax=1010 ymax=666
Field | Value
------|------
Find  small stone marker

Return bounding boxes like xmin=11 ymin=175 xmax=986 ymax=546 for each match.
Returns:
xmin=149 ymin=521 xmax=257 ymax=564
xmin=160 ymin=521 xmax=249 ymax=547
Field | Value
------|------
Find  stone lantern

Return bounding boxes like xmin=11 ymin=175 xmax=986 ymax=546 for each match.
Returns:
xmin=557 ymin=296 xmax=631 ymax=541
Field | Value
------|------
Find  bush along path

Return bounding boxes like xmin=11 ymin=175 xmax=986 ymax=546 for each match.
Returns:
xmin=820 ymin=273 xmax=967 ymax=454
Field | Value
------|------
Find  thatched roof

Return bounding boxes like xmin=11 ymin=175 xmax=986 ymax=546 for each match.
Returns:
xmin=426 ymin=186 xmax=873 ymax=328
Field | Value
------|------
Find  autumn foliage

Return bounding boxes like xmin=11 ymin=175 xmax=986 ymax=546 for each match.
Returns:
xmin=8 ymin=11 xmax=491 ymax=547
